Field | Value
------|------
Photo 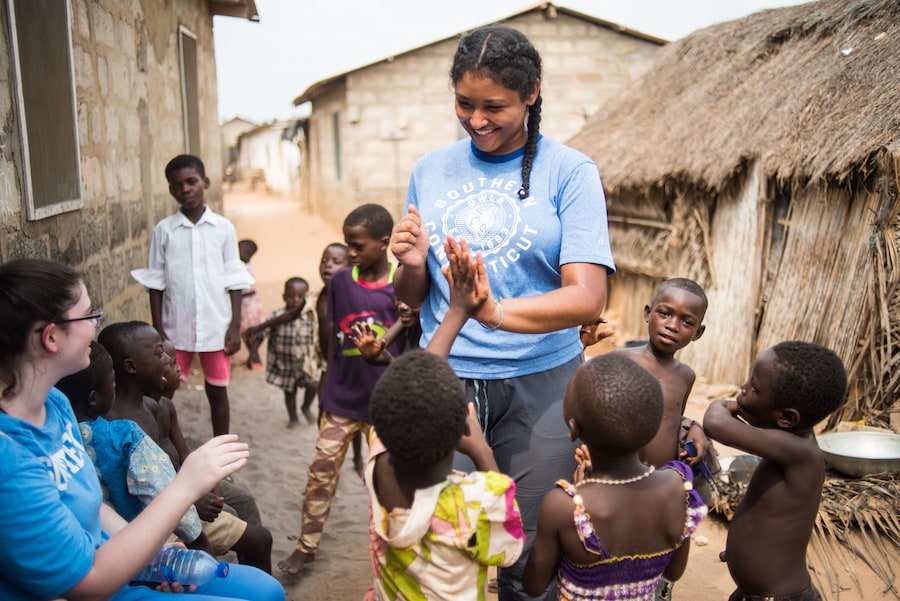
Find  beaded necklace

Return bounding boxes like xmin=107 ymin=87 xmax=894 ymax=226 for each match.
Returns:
xmin=576 ymin=465 xmax=655 ymax=486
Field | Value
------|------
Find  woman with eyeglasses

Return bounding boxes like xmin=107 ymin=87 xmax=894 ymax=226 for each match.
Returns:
xmin=0 ymin=258 xmax=285 ymax=600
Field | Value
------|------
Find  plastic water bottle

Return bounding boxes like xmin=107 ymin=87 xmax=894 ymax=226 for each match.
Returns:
xmin=132 ymin=548 xmax=229 ymax=586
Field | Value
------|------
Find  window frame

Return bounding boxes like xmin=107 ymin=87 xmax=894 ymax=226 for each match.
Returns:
xmin=178 ymin=24 xmax=200 ymax=155
xmin=331 ymin=110 xmax=341 ymax=181
xmin=6 ymin=0 xmax=84 ymax=220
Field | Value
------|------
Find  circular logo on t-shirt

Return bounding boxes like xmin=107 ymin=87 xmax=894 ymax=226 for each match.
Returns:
xmin=442 ymin=190 xmax=520 ymax=257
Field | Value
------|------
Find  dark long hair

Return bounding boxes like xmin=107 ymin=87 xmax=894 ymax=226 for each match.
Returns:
xmin=451 ymin=25 xmax=543 ymax=200
xmin=0 ymin=259 xmax=82 ymax=398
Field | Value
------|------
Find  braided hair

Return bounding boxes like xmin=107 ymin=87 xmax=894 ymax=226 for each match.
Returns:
xmin=451 ymin=26 xmax=542 ymax=200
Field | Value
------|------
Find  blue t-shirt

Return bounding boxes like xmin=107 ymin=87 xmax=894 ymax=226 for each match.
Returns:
xmin=406 ymin=136 xmax=616 ymax=378
xmin=0 ymin=388 xmax=106 ymax=600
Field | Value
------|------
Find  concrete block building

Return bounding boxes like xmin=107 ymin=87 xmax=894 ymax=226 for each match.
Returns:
xmin=0 ymin=0 xmax=257 ymax=319
xmin=291 ymin=3 xmax=664 ymax=225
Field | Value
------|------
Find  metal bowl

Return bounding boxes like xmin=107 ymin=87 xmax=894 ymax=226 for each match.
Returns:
xmin=817 ymin=431 xmax=900 ymax=478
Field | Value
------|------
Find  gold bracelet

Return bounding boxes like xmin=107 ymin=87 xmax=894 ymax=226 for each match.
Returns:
xmin=479 ymin=298 xmax=504 ymax=330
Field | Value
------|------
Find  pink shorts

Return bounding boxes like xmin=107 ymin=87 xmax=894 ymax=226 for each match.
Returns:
xmin=175 ymin=350 xmax=231 ymax=387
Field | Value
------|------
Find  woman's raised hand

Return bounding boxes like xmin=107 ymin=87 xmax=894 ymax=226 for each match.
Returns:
xmin=442 ymin=236 xmax=488 ymax=317
xmin=178 ymin=434 xmax=249 ymax=495
xmin=390 ymin=206 xmax=430 ymax=269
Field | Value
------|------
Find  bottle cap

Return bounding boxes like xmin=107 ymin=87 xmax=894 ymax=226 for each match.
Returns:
xmin=216 ymin=562 xmax=230 ymax=579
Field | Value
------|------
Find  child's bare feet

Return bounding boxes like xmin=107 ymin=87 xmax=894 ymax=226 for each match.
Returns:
xmin=287 ymin=419 xmax=300 ymax=429
xmin=277 ymin=549 xmax=315 ymax=575
xmin=301 ymin=382 xmax=317 ymax=424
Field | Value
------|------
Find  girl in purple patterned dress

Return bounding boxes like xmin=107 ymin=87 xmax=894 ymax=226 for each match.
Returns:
xmin=524 ymin=354 xmax=706 ymax=600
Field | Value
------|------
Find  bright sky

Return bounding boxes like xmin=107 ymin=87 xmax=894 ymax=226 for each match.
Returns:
xmin=213 ymin=0 xmax=810 ymax=124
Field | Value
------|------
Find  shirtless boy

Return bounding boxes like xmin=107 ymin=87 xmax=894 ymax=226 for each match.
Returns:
xmin=615 ymin=278 xmax=709 ymax=466
xmin=578 ymin=279 xmax=715 ymax=485
xmin=703 ymin=341 xmax=847 ymax=601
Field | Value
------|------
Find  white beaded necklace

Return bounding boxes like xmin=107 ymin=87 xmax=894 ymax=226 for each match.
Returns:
xmin=576 ymin=465 xmax=655 ymax=486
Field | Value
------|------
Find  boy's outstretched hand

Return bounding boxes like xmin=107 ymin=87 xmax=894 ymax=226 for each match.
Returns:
xmin=348 ymin=321 xmax=386 ymax=361
xmin=579 ymin=317 xmax=614 ymax=349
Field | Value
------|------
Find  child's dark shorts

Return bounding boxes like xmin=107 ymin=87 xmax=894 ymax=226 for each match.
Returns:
xmin=728 ymin=582 xmax=822 ymax=601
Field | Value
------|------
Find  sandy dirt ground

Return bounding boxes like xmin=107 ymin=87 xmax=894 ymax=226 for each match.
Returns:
xmin=167 ymin=189 xmax=889 ymax=601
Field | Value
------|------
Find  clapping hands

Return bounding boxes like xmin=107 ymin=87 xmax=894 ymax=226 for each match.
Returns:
xmin=441 ymin=236 xmax=489 ymax=319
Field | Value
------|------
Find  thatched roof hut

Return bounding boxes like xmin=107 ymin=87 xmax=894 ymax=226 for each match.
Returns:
xmin=569 ymin=0 xmax=899 ymax=428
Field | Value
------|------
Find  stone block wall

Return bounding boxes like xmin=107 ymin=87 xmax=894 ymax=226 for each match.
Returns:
xmin=0 ymin=0 xmax=224 ymax=322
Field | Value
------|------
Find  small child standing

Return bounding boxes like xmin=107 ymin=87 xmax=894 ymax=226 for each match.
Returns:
xmin=311 ymin=242 xmax=350 ymax=391
xmin=309 ymin=242 xmax=366 ymax=472
xmin=239 ymin=239 xmax=266 ymax=370
xmin=703 ymin=341 xmax=847 ymax=601
xmin=304 ymin=243 xmax=348 ymax=414
xmin=574 ymin=278 xmax=716 ymax=600
xmin=131 ymin=154 xmax=252 ymax=437
xmin=613 ymin=279 xmax=718 ymax=490
xmin=365 ymin=234 xmax=524 ymax=599
xmin=524 ymin=354 xmax=707 ymax=599
xmin=278 ymin=204 xmax=405 ymax=575
xmin=244 ymin=277 xmax=316 ymax=428
xmin=366 ymin=351 xmax=525 ymax=600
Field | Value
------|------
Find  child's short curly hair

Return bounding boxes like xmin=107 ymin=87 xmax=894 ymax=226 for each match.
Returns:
xmin=570 ymin=354 xmax=663 ymax=454
xmin=344 ymin=203 xmax=394 ymax=240
xmin=370 ymin=351 xmax=467 ymax=468
xmin=769 ymin=341 xmax=847 ymax=427
xmin=165 ymin=154 xmax=206 ymax=179
xmin=653 ymin=277 xmax=708 ymax=313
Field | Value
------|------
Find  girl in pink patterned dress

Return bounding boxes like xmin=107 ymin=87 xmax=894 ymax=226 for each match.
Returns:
xmin=238 ymin=239 xmax=266 ymax=369
xmin=364 ymin=237 xmax=526 ymax=600
xmin=365 ymin=351 xmax=525 ymax=601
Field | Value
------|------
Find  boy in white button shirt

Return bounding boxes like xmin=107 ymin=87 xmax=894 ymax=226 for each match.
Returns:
xmin=132 ymin=154 xmax=252 ymax=436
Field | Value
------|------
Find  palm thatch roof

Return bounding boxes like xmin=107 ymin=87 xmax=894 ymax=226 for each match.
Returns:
xmin=569 ymin=0 xmax=900 ymax=194
xmin=568 ymin=0 xmax=900 ymax=427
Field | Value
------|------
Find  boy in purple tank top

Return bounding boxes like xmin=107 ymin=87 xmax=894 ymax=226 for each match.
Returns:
xmin=278 ymin=204 xmax=403 ymax=576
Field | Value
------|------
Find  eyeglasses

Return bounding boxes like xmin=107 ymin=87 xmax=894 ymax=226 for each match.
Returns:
xmin=34 ymin=311 xmax=104 ymax=333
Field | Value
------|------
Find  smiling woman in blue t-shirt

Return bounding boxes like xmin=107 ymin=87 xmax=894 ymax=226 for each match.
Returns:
xmin=390 ymin=26 xmax=616 ymax=601
xmin=0 ymin=259 xmax=284 ymax=601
